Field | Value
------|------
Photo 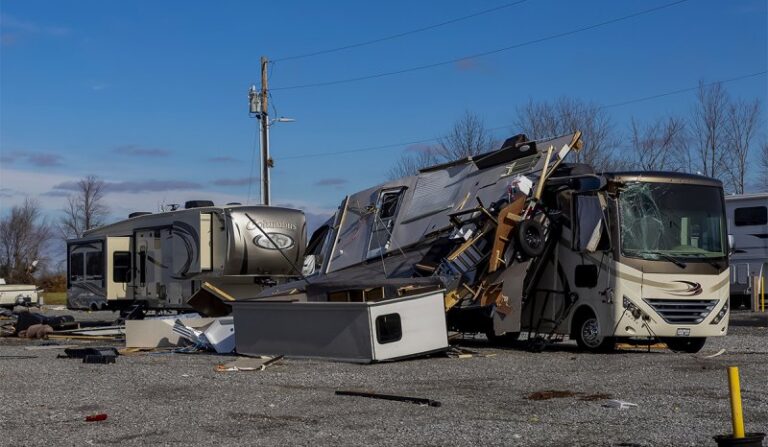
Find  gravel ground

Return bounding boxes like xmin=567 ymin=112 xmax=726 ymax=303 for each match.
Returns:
xmin=1 ymin=309 xmax=766 ymax=446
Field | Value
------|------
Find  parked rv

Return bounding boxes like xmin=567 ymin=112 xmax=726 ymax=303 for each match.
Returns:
xmin=66 ymin=201 xmax=306 ymax=311
xmin=725 ymin=193 xmax=768 ymax=308
xmin=250 ymin=132 xmax=729 ymax=353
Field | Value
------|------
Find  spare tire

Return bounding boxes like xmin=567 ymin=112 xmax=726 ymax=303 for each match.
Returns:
xmin=516 ymin=219 xmax=546 ymax=258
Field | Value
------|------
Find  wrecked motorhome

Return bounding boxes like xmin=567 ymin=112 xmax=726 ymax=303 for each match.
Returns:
xmin=66 ymin=202 xmax=306 ymax=311
xmin=248 ymin=131 xmax=729 ymax=354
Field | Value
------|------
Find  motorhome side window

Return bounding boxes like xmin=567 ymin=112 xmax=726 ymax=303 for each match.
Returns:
xmin=70 ymin=252 xmax=84 ymax=281
xmin=734 ymin=206 xmax=767 ymax=226
xmin=574 ymin=195 xmax=609 ymax=251
xmin=113 ymin=251 xmax=131 ymax=283
xmin=85 ymin=252 xmax=103 ymax=281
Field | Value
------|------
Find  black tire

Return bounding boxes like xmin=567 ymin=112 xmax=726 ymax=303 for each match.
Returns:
xmin=573 ymin=310 xmax=615 ymax=353
xmin=663 ymin=337 xmax=706 ymax=353
xmin=516 ymin=219 xmax=546 ymax=258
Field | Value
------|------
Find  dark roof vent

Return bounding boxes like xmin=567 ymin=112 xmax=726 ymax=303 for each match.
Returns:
xmin=128 ymin=212 xmax=152 ymax=219
xmin=185 ymin=200 xmax=214 ymax=209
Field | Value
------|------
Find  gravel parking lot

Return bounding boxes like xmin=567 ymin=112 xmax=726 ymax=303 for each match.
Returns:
xmin=1 ymin=310 xmax=766 ymax=447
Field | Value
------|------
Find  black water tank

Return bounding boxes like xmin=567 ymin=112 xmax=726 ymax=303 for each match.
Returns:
xmin=128 ymin=212 xmax=152 ymax=218
xmin=185 ymin=200 xmax=214 ymax=209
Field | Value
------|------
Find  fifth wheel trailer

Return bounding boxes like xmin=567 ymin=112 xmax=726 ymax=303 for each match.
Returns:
xmin=66 ymin=202 xmax=306 ymax=311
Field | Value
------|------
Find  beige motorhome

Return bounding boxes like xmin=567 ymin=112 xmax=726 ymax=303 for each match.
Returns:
xmin=66 ymin=201 xmax=306 ymax=311
xmin=524 ymin=172 xmax=729 ymax=352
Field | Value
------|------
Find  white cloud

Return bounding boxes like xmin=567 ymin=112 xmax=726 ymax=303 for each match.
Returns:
xmin=0 ymin=167 xmax=335 ymax=226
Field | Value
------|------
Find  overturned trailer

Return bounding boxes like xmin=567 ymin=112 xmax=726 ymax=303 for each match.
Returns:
xmin=66 ymin=201 xmax=306 ymax=311
xmin=244 ymin=131 xmax=729 ymax=354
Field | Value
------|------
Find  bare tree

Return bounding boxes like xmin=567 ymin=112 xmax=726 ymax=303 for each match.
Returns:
xmin=387 ymin=111 xmax=495 ymax=180
xmin=514 ymin=97 xmax=618 ymax=171
xmin=760 ymin=140 xmax=768 ymax=192
xmin=0 ymin=198 xmax=52 ymax=283
xmin=434 ymin=110 xmax=496 ymax=160
xmin=387 ymin=148 xmax=439 ymax=180
xmin=723 ymin=98 xmax=761 ymax=194
xmin=60 ymin=175 xmax=109 ymax=239
xmin=629 ymin=115 xmax=688 ymax=171
xmin=691 ymin=82 xmax=730 ymax=181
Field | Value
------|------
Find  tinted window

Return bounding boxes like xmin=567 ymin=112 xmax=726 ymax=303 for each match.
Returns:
xmin=375 ymin=313 xmax=402 ymax=344
xmin=113 ymin=251 xmax=131 ymax=283
xmin=70 ymin=252 xmax=84 ymax=282
xmin=85 ymin=252 xmax=103 ymax=280
xmin=734 ymin=206 xmax=767 ymax=226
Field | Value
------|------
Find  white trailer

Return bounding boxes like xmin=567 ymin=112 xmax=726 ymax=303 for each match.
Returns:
xmin=725 ymin=193 xmax=768 ymax=308
xmin=66 ymin=201 xmax=306 ymax=311
xmin=0 ymin=279 xmax=43 ymax=309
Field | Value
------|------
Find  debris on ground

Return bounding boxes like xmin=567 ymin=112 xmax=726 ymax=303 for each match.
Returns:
xmin=84 ymin=414 xmax=108 ymax=422
xmin=215 ymin=355 xmax=283 ymax=372
xmin=603 ymin=399 xmax=639 ymax=409
xmin=18 ymin=324 xmax=53 ymax=339
xmin=335 ymin=390 xmax=441 ymax=407
xmin=58 ymin=347 xmax=119 ymax=364
xmin=172 ymin=317 xmax=235 ymax=353
xmin=445 ymin=346 xmax=497 ymax=359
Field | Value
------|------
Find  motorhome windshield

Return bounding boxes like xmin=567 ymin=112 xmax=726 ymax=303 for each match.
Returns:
xmin=619 ymin=182 xmax=726 ymax=261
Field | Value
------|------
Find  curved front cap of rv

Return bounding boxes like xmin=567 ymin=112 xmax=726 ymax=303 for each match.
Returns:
xmin=224 ymin=206 xmax=307 ymax=276
xmin=612 ymin=263 xmax=729 ymax=338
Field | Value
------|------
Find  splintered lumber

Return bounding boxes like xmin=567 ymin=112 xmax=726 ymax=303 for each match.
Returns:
xmin=488 ymin=197 xmax=526 ymax=273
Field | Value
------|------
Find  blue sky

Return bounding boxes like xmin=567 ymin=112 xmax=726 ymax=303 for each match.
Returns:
xmin=1 ymin=0 xmax=766 ymax=228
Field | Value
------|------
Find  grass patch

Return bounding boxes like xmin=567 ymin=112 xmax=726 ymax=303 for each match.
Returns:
xmin=42 ymin=292 xmax=67 ymax=305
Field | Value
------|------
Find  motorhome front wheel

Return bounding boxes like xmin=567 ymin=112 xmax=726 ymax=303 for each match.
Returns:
xmin=574 ymin=312 xmax=615 ymax=353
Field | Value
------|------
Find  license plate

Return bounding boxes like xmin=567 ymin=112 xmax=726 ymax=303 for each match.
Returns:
xmin=676 ymin=328 xmax=690 ymax=337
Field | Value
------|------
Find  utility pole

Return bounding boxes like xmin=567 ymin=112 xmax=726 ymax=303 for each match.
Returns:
xmin=248 ymin=56 xmax=293 ymax=206
xmin=259 ymin=56 xmax=271 ymax=206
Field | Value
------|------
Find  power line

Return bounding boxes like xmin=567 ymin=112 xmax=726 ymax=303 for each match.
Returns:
xmin=272 ymin=0 xmax=529 ymax=63
xmin=277 ymin=70 xmax=767 ymax=161
xmin=272 ymin=0 xmax=690 ymax=91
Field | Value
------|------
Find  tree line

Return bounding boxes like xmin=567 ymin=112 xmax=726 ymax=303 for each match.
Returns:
xmin=389 ymin=82 xmax=766 ymax=194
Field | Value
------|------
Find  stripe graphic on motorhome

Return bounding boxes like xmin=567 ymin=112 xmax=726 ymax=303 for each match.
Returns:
xmin=664 ymin=280 xmax=703 ymax=296
xmin=171 ymin=221 xmax=199 ymax=279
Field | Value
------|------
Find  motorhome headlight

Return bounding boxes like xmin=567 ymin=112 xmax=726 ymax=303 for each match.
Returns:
xmin=623 ymin=295 xmax=642 ymax=319
xmin=710 ymin=300 xmax=729 ymax=325
xmin=253 ymin=233 xmax=295 ymax=250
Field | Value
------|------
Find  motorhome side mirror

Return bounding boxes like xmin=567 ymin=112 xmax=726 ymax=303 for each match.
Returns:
xmin=727 ymin=234 xmax=735 ymax=256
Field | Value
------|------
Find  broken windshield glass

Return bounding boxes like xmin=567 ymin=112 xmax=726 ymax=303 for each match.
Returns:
xmin=619 ymin=182 xmax=726 ymax=261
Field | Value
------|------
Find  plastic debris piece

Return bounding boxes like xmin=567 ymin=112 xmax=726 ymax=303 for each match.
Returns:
xmin=215 ymin=355 xmax=283 ymax=372
xmin=85 ymin=414 xmax=108 ymax=422
xmin=602 ymin=399 xmax=638 ymax=409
